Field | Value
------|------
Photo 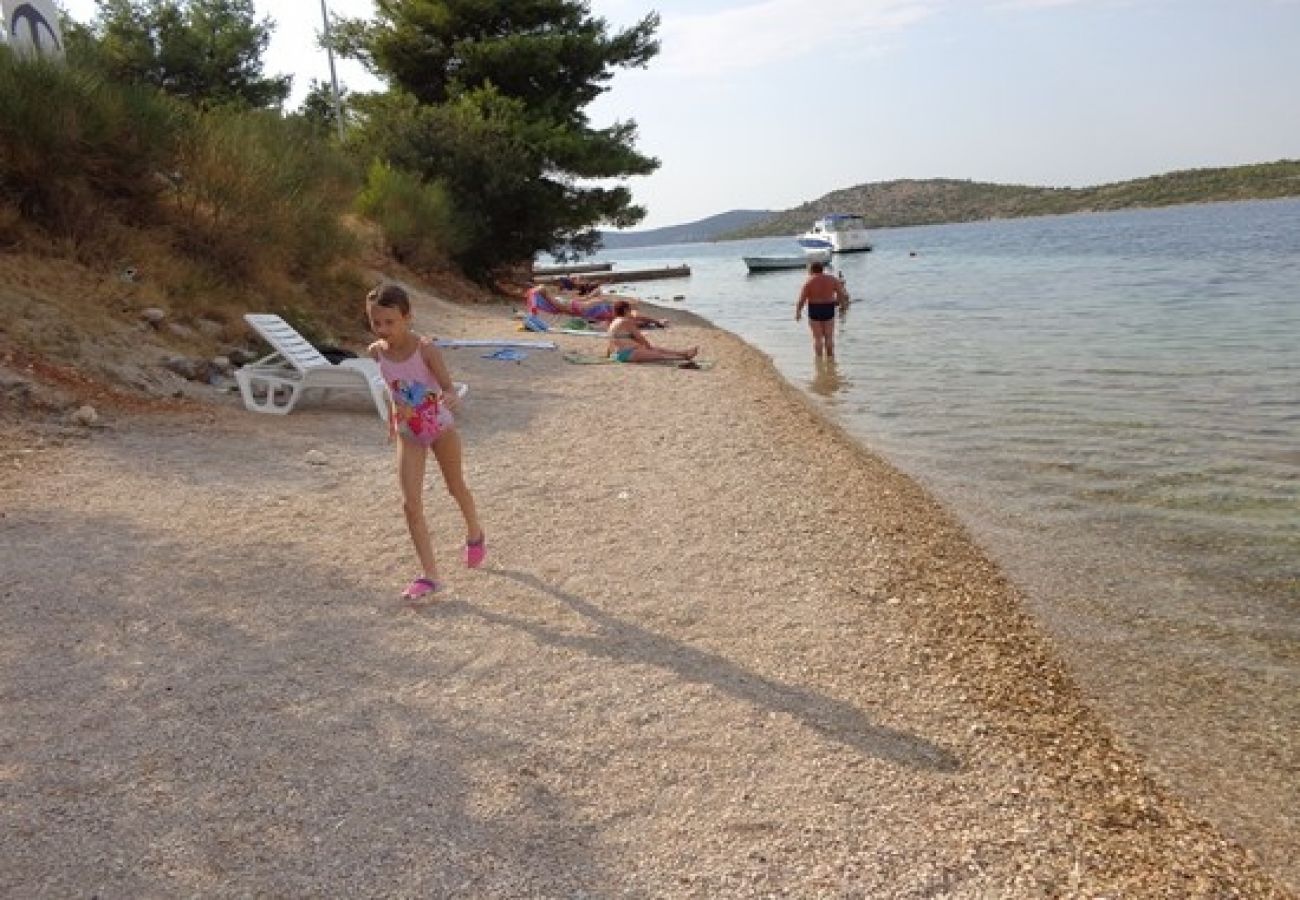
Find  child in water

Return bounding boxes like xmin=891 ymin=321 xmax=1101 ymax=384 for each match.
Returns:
xmin=366 ymin=283 xmax=485 ymax=599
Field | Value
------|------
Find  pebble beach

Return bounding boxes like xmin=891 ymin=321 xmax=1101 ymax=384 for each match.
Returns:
xmin=1 ymin=282 xmax=1291 ymax=897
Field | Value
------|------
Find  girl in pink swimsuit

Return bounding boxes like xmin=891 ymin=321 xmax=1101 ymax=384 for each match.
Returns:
xmin=367 ymin=283 xmax=486 ymax=600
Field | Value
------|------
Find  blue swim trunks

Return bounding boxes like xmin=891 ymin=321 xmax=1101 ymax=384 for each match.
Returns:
xmin=611 ymin=347 xmax=635 ymax=363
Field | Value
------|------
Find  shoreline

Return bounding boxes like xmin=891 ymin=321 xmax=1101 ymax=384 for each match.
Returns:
xmin=673 ymin=270 xmax=1300 ymax=893
xmin=679 ymin=296 xmax=1300 ymax=892
xmin=1 ymin=285 xmax=1290 ymax=896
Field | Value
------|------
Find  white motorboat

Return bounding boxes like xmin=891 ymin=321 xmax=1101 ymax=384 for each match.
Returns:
xmin=797 ymin=214 xmax=873 ymax=253
xmin=743 ymin=247 xmax=831 ymax=273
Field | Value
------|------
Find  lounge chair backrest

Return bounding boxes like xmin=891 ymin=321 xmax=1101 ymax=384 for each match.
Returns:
xmin=245 ymin=314 xmax=332 ymax=371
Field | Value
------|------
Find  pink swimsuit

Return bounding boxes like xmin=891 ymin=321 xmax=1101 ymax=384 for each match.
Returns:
xmin=377 ymin=346 xmax=454 ymax=447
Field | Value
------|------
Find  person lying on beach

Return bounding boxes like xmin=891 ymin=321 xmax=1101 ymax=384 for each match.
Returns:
xmin=526 ymin=284 xmax=669 ymax=328
xmin=606 ymin=300 xmax=698 ymax=364
xmin=557 ymin=275 xmax=642 ymax=303
xmin=556 ymin=275 xmax=601 ymax=296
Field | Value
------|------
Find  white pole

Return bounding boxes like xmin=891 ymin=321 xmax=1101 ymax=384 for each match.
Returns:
xmin=319 ymin=0 xmax=345 ymax=141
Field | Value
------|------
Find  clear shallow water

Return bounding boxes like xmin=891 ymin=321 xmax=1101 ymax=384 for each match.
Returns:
xmin=590 ymin=198 xmax=1300 ymax=880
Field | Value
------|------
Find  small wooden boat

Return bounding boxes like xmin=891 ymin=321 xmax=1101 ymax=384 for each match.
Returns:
xmin=743 ymin=248 xmax=831 ymax=273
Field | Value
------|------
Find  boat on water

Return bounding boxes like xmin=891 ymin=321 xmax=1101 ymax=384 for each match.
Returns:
xmin=797 ymin=214 xmax=873 ymax=253
xmin=743 ymin=248 xmax=832 ymax=273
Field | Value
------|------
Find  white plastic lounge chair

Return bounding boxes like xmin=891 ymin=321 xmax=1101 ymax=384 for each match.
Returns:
xmin=235 ymin=314 xmax=390 ymax=420
xmin=236 ymin=314 xmax=470 ymax=421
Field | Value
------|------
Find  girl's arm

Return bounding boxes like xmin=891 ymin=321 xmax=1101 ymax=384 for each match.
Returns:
xmin=419 ymin=338 xmax=460 ymax=408
xmin=367 ymin=341 xmax=398 ymax=440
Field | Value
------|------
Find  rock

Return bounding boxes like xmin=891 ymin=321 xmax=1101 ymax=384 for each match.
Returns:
xmin=163 ymin=356 xmax=209 ymax=381
xmin=2 ymin=372 xmax=34 ymax=409
xmin=210 ymin=356 xmax=232 ymax=374
xmin=227 ymin=348 xmax=258 ymax=366
xmin=70 ymin=405 xmax=99 ymax=426
xmin=167 ymin=322 xmax=197 ymax=340
xmin=305 ymin=450 xmax=329 ymax=466
xmin=141 ymin=307 xmax=167 ymax=325
xmin=195 ymin=318 xmax=225 ymax=339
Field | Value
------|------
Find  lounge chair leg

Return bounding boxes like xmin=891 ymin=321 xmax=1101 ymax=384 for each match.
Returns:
xmin=236 ymin=370 xmax=301 ymax=415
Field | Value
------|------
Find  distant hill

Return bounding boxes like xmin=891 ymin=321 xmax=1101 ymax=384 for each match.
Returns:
xmin=723 ymin=160 xmax=1300 ymax=240
xmin=599 ymin=209 xmax=773 ymax=249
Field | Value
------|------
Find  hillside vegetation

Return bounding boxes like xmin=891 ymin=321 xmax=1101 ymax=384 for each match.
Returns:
xmin=599 ymin=209 xmax=772 ymax=249
xmin=726 ymin=160 xmax=1300 ymax=238
xmin=2 ymin=0 xmax=667 ymax=405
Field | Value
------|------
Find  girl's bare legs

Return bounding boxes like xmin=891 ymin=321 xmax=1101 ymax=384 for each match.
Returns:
xmin=396 ymin=437 xmax=439 ymax=579
xmin=430 ymin=427 xmax=483 ymax=544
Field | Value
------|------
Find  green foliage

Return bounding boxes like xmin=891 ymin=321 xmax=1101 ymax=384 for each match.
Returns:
xmin=355 ymin=159 xmax=463 ymax=270
xmin=0 ymin=47 xmax=183 ymax=236
xmin=173 ymin=109 xmax=359 ymax=277
xmin=335 ymin=0 xmax=660 ymax=276
xmin=1 ymin=45 xmax=357 ymax=280
xmin=335 ymin=0 xmax=658 ymax=111
xmin=294 ymin=78 xmax=351 ymax=137
xmin=77 ymin=0 xmax=291 ymax=109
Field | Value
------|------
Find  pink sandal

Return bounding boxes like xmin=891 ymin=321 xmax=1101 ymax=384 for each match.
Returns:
xmin=464 ymin=535 xmax=487 ymax=569
xmin=401 ymin=577 xmax=444 ymax=600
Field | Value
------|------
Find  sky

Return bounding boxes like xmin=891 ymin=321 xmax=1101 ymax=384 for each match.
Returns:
xmin=57 ymin=0 xmax=1300 ymax=229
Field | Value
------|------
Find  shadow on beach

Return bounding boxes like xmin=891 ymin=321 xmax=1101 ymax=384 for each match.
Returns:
xmin=0 ymin=509 xmax=612 ymax=897
xmin=430 ymin=567 xmax=961 ymax=774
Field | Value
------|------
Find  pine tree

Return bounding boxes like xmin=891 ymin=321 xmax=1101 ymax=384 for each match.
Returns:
xmin=78 ymin=0 xmax=290 ymax=109
xmin=334 ymin=0 xmax=660 ymax=274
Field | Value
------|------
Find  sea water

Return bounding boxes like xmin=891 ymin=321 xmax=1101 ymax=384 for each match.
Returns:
xmin=592 ymin=197 xmax=1300 ymax=881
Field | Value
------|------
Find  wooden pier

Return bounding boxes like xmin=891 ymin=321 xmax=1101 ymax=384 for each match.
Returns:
xmin=536 ymin=264 xmax=691 ymax=285
xmin=532 ymin=261 xmax=613 ymax=276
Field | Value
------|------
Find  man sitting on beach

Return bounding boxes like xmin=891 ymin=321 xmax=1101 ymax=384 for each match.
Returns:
xmin=606 ymin=301 xmax=698 ymax=365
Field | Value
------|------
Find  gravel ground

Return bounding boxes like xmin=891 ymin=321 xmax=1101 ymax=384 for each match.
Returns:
xmin=1 ymin=286 xmax=1290 ymax=897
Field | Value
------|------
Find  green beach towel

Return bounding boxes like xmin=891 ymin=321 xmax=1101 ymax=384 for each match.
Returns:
xmin=563 ymin=352 xmax=714 ymax=370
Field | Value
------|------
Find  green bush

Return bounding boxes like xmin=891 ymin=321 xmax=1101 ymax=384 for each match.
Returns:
xmin=1 ymin=48 xmax=358 ymax=281
xmin=355 ymin=160 xmax=464 ymax=270
xmin=173 ymin=109 xmax=359 ymax=278
xmin=0 ymin=48 xmax=182 ymax=237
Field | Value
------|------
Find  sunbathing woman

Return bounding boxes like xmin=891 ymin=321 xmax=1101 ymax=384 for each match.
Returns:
xmin=556 ymin=275 xmax=601 ymax=296
xmin=606 ymin=301 xmax=698 ymax=364
xmin=526 ymin=284 xmax=668 ymax=328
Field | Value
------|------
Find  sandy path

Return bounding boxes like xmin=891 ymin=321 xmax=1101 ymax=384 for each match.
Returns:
xmin=1 ymin=288 xmax=1288 ymax=897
